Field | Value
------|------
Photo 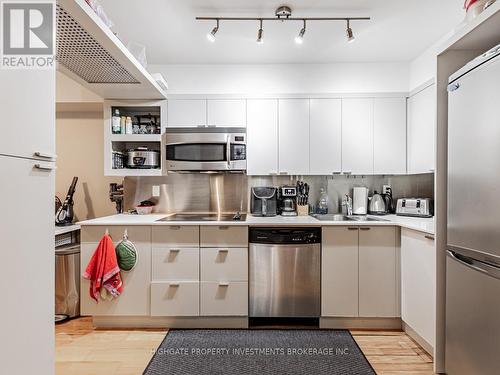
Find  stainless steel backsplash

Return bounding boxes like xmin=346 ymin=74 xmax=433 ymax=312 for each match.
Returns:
xmin=124 ymin=173 xmax=434 ymax=214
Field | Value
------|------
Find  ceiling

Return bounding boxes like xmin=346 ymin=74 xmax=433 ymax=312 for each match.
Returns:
xmin=100 ymin=0 xmax=465 ymax=64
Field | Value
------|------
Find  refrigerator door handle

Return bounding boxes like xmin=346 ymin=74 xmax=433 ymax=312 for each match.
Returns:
xmin=34 ymin=151 xmax=57 ymax=160
xmin=447 ymin=250 xmax=500 ymax=281
xmin=34 ymin=163 xmax=56 ymax=171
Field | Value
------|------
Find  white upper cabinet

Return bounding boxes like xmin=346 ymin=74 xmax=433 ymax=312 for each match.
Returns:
xmin=407 ymin=84 xmax=436 ymax=174
xmin=310 ymin=99 xmax=342 ymax=175
xmin=167 ymin=99 xmax=207 ymax=127
xmin=342 ymin=98 xmax=374 ymax=175
xmin=247 ymin=99 xmax=279 ymax=175
xmin=207 ymin=100 xmax=247 ymax=127
xmin=374 ymin=98 xmax=407 ymax=175
xmin=278 ymin=99 xmax=310 ymax=175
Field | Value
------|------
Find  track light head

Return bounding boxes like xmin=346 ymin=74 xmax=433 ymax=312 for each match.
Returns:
xmin=346 ymin=20 xmax=355 ymax=43
xmin=295 ymin=20 xmax=306 ymax=44
xmin=207 ymin=20 xmax=219 ymax=42
xmin=257 ymin=20 xmax=264 ymax=44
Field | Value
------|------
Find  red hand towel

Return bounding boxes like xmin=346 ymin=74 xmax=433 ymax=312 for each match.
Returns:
xmin=83 ymin=234 xmax=123 ymax=302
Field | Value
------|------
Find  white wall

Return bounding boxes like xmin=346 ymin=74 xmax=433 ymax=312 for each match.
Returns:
xmin=149 ymin=63 xmax=410 ymax=95
xmin=56 ymin=71 xmax=103 ymax=103
xmin=408 ymin=29 xmax=460 ymax=91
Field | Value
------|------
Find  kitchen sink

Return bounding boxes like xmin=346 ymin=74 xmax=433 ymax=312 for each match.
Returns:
xmin=347 ymin=216 xmax=389 ymax=222
xmin=311 ymin=214 xmax=351 ymax=221
xmin=311 ymin=214 xmax=389 ymax=222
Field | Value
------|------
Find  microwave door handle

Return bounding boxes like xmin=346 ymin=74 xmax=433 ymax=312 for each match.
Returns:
xmin=226 ymin=135 xmax=231 ymax=168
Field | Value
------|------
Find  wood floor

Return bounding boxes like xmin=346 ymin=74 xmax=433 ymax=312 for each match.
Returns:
xmin=55 ymin=317 xmax=433 ymax=375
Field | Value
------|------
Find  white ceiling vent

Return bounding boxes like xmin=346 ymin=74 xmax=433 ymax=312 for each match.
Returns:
xmin=56 ymin=4 xmax=139 ymax=84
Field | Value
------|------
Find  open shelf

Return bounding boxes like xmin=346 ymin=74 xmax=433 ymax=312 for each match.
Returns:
xmin=56 ymin=0 xmax=167 ymax=100
xmin=104 ymin=100 xmax=166 ymax=176
xmin=110 ymin=134 xmax=161 ymax=142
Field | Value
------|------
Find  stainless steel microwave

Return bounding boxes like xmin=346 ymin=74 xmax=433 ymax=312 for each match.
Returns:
xmin=162 ymin=127 xmax=247 ymax=172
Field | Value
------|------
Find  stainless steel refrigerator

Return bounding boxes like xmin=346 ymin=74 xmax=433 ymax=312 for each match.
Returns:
xmin=447 ymin=45 xmax=500 ymax=375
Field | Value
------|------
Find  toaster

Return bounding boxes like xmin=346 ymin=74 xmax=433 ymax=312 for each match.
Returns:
xmin=396 ymin=198 xmax=433 ymax=218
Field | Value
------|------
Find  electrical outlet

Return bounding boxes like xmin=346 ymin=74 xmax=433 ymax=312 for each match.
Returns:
xmin=383 ymin=185 xmax=391 ymax=194
xmin=152 ymin=185 xmax=160 ymax=197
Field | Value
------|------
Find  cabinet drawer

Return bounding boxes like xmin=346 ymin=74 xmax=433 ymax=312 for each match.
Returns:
xmin=151 ymin=281 xmax=199 ymax=317
xmin=200 ymin=282 xmax=248 ymax=316
xmin=152 ymin=247 xmax=199 ymax=281
xmin=200 ymin=226 xmax=248 ymax=247
xmin=152 ymin=226 xmax=199 ymax=247
xmin=201 ymin=248 xmax=248 ymax=281
xmin=81 ymin=225 xmax=150 ymax=244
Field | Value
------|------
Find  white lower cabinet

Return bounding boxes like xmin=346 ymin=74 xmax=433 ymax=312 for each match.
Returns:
xmin=401 ymin=228 xmax=436 ymax=349
xmin=322 ymin=227 xmax=359 ymax=317
xmin=152 ymin=247 xmax=199 ymax=281
xmin=200 ymin=226 xmax=248 ymax=248
xmin=359 ymin=226 xmax=398 ymax=317
xmin=321 ymin=226 xmax=398 ymax=318
xmin=151 ymin=281 xmax=199 ymax=317
xmin=80 ymin=226 xmax=151 ymax=316
xmin=201 ymin=248 xmax=248 ymax=281
xmin=200 ymin=282 xmax=248 ymax=316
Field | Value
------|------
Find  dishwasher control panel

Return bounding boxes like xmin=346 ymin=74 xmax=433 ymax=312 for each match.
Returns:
xmin=249 ymin=227 xmax=321 ymax=244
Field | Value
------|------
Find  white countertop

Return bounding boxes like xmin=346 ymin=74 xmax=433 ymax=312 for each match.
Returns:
xmin=78 ymin=213 xmax=434 ymax=235
xmin=55 ymin=224 xmax=81 ymax=236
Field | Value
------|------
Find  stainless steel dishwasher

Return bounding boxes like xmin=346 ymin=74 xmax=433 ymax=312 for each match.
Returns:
xmin=249 ymin=227 xmax=321 ymax=317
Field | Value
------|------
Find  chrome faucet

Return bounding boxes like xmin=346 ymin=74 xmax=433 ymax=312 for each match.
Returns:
xmin=343 ymin=194 xmax=353 ymax=216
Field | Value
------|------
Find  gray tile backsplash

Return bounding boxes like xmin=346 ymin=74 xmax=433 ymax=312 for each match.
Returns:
xmin=124 ymin=173 xmax=434 ymax=214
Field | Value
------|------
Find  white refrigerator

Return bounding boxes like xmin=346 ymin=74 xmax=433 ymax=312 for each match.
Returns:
xmin=0 ymin=66 xmax=56 ymax=374
xmin=446 ymin=45 xmax=500 ymax=374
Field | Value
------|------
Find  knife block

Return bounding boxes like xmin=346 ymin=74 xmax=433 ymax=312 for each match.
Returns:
xmin=297 ymin=204 xmax=309 ymax=216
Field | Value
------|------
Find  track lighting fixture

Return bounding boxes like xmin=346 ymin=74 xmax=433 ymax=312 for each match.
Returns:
xmin=346 ymin=20 xmax=355 ymax=43
xmin=197 ymin=6 xmax=369 ymax=45
xmin=207 ymin=19 xmax=219 ymax=42
xmin=295 ymin=20 xmax=306 ymax=44
xmin=257 ymin=19 xmax=264 ymax=44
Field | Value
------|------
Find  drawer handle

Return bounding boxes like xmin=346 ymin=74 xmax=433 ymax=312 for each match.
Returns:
xmin=360 ymin=227 xmax=371 ymax=231
xmin=218 ymin=249 xmax=229 ymax=253
xmin=170 ymin=248 xmax=181 ymax=252
xmin=347 ymin=227 xmax=358 ymax=231
xmin=218 ymin=282 xmax=229 ymax=287
xmin=169 ymin=283 xmax=180 ymax=287
xmin=218 ymin=226 xmax=229 ymax=230
xmin=425 ymin=235 xmax=435 ymax=241
xmin=169 ymin=226 xmax=181 ymax=230
xmin=34 ymin=163 xmax=56 ymax=171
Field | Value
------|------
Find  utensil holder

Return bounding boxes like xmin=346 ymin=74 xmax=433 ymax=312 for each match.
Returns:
xmin=297 ymin=204 xmax=309 ymax=216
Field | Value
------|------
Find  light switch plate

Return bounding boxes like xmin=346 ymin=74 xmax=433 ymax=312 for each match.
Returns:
xmin=152 ymin=185 xmax=160 ymax=197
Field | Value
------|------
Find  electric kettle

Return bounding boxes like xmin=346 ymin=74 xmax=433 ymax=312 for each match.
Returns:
xmin=368 ymin=191 xmax=387 ymax=215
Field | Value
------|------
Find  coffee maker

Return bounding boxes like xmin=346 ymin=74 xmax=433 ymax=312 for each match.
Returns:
xmin=278 ymin=186 xmax=297 ymax=217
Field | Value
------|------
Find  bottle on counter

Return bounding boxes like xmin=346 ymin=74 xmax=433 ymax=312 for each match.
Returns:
xmin=125 ymin=116 xmax=133 ymax=135
xmin=112 ymin=109 xmax=121 ymax=134
xmin=317 ymin=187 xmax=329 ymax=214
